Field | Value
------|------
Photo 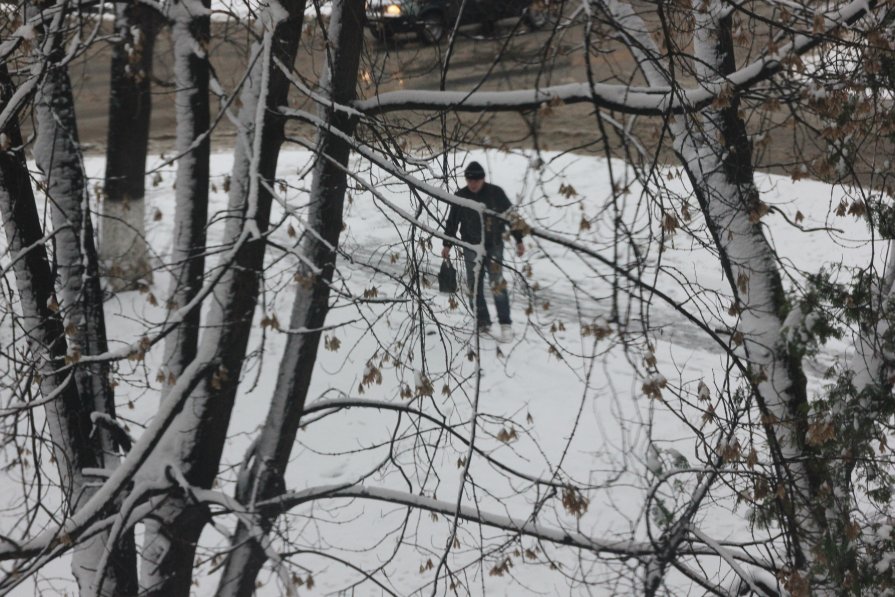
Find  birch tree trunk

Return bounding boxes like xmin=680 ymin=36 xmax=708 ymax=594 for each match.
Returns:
xmin=139 ymin=0 xmax=306 ymax=593
xmin=215 ymin=2 xmax=366 ymax=594
xmin=102 ymin=0 xmax=161 ymax=290
xmin=21 ymin=5 xmax=139 ymax=589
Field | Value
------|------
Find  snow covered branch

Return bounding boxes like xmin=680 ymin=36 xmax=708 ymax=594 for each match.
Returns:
xmin=253 ymin=484 xmax=775 ymax=569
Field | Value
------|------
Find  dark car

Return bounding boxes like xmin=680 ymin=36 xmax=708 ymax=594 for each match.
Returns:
xmin=365 ymin=0 xmax=549 ymax=44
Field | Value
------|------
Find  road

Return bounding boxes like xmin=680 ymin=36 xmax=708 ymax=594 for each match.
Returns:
xmin=59 ymin=13 xmax=630 ymax=157
xmin=50 ymin=8 xmax=886 ymax=186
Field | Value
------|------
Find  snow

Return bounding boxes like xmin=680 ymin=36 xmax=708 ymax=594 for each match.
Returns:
xmin=210 ymin=0 xmax=330 ymax=20
xmin=12 ymin=24 xmax=36 ymax=41
xmin=0 ymin=146 xmax=880 ymax=595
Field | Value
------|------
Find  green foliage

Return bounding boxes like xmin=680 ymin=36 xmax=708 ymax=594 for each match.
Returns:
xmin=871 ymin=201 xmax=895 ymax=239
xmin=781 ymin=269 xmax=844 ymax=359
xmin=650 ymin=497 xmax=674 ymax=530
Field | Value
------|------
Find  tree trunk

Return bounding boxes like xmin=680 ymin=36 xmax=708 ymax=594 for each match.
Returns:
xmin=683 ymin=4 xmax=825 ymax=575
xmin=215 ymin=2 xmax=366 ymax=594
xmin=157 ymin=0 xmax=210 ymax=391
xmin=19 ymin=4 xmax=139 ymax=589
xmin=599 ymin=0 xmax=823 ymax=590
xmin=139 ymin=1 xmax=210 ymax=593
xmin=139 ymin=1 xmax=308 ymax=593
xmin=0 ymin=61 xmax=96 ymax=540
xmin=101 ymin=0 xmax=161 ymax=290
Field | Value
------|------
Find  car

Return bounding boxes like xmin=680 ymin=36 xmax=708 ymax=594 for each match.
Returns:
xmin=365 ymin=0 xmax=550 ymax=44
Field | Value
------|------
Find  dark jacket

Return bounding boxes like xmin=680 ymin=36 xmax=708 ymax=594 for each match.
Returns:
xmin=443 ymin=182 xmax=523 ymax=248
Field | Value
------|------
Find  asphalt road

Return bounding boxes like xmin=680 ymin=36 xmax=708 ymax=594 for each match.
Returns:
xmin=59 ymin=14 xmax=617 ymax=156
xmin=45 ymin=9 xmax=886 ymax=186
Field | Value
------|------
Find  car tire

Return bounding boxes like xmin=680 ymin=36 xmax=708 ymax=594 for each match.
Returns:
xmin=418 ymin=11 xmax=445 ymax=44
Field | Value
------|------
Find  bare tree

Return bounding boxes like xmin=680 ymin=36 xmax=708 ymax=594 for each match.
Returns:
xmin=2 ymin=0 xmax=895 ymax=595
xmin=214 ymin=1 xmax=365 ymax=593
xmin=3 ymin=0 xmax=138 ymax=591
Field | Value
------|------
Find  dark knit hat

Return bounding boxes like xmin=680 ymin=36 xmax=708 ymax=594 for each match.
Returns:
xmin=464 ymin=161 xmax=486 ymax=180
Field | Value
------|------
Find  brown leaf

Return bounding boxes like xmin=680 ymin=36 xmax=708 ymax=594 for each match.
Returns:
xmin=748 ymin=201 xmax=770 ymax=223
xmin=835 ymin=199 xmax=848 ymax=217
xmin=496 ymin=427 xmax=518 ymax=443
xmin=847 ymin=200 xmax=866 ymax=218
xmin=746 ymin=447 xmax=758 ymax=469
xmin=324 ymin=335 xmax=341 ymax=352
xmin=721 ymin=440 xmax=741 ymax=463
xmin=561 ymin=485 xmax=589 ymax=518
xmin=806 ymin=420 xmax=835 ymax=446
xmin=711 ymin=85 xmax=733 ymax=110
xmin=697 ymin=380 xmax=711 ymax=401
xmin=489 ymin=558 xmax=512 ymax=576
xmin=260 ymin=313 xmax=280 ymax=330
xmin=559 ymin=183 xmax=578 ymax=198
xmin=662 ymin=212 xmax=679 ymax=235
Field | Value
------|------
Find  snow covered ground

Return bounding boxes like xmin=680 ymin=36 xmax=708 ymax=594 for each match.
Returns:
xmin=210 ymin=0 xmax=331 ymax=19
xmin=0 ymin=147 xmax=877 ymax=595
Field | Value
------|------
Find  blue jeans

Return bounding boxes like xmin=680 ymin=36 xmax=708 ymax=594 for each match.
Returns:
xmin=463 ymin=244 xmax=511 ymax=326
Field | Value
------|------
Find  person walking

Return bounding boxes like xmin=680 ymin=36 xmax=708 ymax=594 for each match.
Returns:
xmin=440 ymin=161 xmax=525 ymax=342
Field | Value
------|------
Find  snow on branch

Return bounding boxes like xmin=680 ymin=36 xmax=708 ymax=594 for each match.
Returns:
xmin=355 ymin=83 xmax=672 ymax=116
xmin=689 ymin=526 xmax=776 ymax=596
xmin=0 ymin=372 xmax=74 ymax=416
xmin=0 ymin=70 xmax=39 ymax=134
xmin=251 ymin=484 xmax=775 ymax=568
xmin=89 ymin=412 xmax=133 ymax=452
xmin=0 ymin=345 xmax=217 ymax=563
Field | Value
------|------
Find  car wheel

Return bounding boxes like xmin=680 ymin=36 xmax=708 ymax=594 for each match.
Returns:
xmin=524 ymin=2 xmax=549 ymax=30
xmin=418 ymin=11 xmax=445 ymax=44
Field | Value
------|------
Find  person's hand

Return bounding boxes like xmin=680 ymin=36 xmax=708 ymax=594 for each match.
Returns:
xmin=515 ymin=242 xmax=525 ymax=258
xmin=441 ymin=246 xmax=451 ymax=259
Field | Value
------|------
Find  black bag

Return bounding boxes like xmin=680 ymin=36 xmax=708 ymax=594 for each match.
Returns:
xmin=438 ymin=259 xmax=458 ymax=293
